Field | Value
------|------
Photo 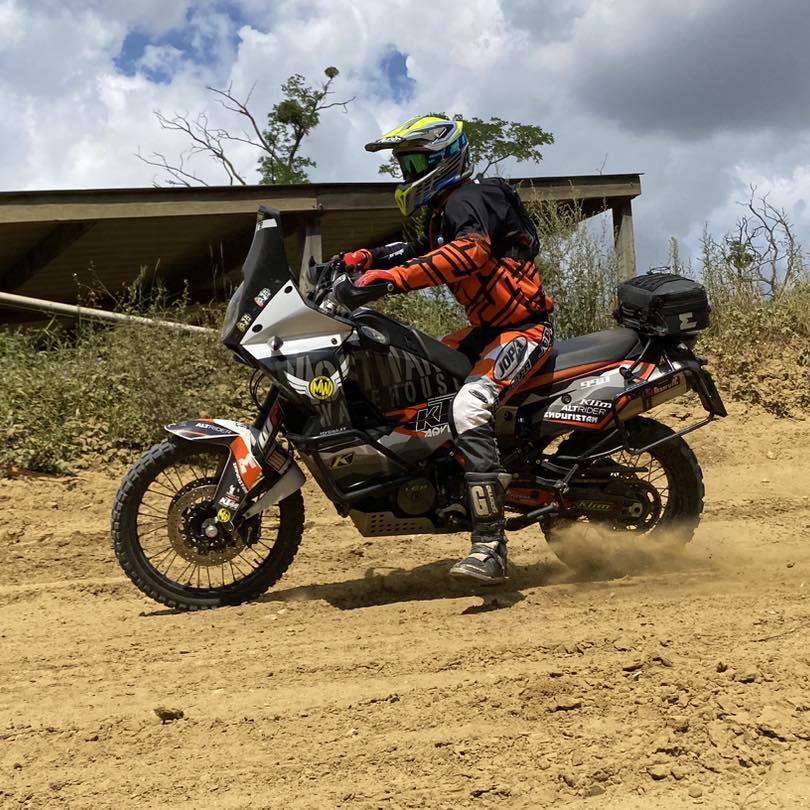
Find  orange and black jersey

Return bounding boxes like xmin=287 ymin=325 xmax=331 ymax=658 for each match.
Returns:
xmin=370 ymin=180 xmax=553 ymax=328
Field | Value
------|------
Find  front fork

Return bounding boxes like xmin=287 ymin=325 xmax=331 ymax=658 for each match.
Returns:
xmin=165 ymin=388 xmax=304 ymax=534
xmin=210 ymin=388 xmax=292 ymax=531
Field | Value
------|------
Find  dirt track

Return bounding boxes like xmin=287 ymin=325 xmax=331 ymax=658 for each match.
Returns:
xmin=1 ymin=400 xmax=810 ymax=809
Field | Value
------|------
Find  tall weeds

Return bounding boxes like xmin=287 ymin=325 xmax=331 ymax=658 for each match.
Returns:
xmin=0 ymin=289 xmax=247 ymax=473
xmin=529 ymin=200 xmax=619 ymax=339
xmin=2 ymin=189 xmax=808 ymax=473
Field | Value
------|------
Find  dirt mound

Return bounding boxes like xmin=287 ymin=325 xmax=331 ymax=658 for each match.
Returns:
xmin=710 ymin=341 xmax=810 ymax=417
xmin=1 ymin=402 xmax=810 ymax=808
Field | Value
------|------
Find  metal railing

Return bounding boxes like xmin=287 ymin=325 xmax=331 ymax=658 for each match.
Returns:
xmin=0 ymin=290 xmax=215 ymax=334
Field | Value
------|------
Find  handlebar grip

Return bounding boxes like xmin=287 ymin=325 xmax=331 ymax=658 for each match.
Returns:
xmin=333 ymin=276 xmax=392 ymax=310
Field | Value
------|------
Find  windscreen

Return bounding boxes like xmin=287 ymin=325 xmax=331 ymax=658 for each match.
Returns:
xmin=222 ymin=206 xmax=293 ymax=351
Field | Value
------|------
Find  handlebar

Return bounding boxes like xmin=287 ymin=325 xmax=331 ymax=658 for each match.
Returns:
xmin=333 ymin=275 xmax=394 ymax=310
xmin=307 ymin=258 xmax=393 ymax=312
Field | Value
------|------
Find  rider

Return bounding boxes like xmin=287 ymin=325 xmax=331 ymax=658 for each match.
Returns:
xmin=347 ymin=115 xmax=554 ymax=584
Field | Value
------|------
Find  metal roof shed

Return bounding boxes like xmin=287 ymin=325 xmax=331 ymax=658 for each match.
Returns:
xmin=0 ymin=174 xmax=641 ymax=324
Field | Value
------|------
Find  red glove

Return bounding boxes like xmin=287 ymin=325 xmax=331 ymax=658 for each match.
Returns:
xmin=343 ymin=249 xmax=373 ymax=270
xmin=355 ymin=269 xmax=399 ymax=289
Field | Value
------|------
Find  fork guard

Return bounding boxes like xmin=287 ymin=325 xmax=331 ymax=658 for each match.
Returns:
xmin=164 ymin=418 xmax=304 ymax=528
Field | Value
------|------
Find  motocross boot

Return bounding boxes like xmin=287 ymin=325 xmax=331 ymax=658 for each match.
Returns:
xmin=449 ymin=472 xmax=509 ymax=584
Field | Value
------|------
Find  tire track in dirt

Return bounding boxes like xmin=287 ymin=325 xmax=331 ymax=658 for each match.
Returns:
xmin=1 ymin=402 xmax=810 ymax=808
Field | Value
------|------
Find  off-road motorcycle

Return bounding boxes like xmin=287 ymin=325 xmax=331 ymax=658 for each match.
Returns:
xmin=112 ymin=207 xmax=727 ymax=610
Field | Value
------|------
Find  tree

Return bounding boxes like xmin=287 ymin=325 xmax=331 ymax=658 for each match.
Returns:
xmin=378 ymin=114 xmax=554 ymax=178
xmin=724 ymin=187 xmax=805 ymax=297
xmin=701 ymin=186 xmax=808 ymax=301
xmin=137 ymin=67 xmax=353 ymax=186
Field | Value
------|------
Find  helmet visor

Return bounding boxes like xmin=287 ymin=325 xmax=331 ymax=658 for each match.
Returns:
xmin=397 ymin=152 xmax=431 ymax=183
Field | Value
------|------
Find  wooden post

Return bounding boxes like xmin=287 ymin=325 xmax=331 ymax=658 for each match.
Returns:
xmin=612 ymin=198 xmax=637 ymax=280
xmin=297 ymin=213 xmax=323 ymax=296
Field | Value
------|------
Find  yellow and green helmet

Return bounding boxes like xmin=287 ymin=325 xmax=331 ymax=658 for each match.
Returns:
xmin=365 ymin=115 xmax=472 ymax=217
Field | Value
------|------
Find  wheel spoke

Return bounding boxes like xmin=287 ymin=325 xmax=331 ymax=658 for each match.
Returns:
xmin=138 ymin=519 xmax=168 ymax=533
xmin=144 ymin=486 xmax=176 ymax=501
xmin=175 ymin=559 xmax=194 ymax=583
xmin=147 ymin=545 xmax=174 ymax=562
xmin=139 ymin=506 xmax=167 ymax=520
xmin=160 ymin=550 xmax=179 ymax=575
xmin=235 ymin=551 xmax=259 ymax=572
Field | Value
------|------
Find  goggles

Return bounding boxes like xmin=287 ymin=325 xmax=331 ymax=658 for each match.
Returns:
xmin=397 ymin=151 xmax=434 ymax=182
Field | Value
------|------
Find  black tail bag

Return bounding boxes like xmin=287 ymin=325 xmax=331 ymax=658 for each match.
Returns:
xmin=616 ymin=272 xmax=711 ymax=336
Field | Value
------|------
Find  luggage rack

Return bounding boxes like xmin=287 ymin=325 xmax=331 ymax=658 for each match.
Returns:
xmin=551 ymin=359 xmax=727 ymax=466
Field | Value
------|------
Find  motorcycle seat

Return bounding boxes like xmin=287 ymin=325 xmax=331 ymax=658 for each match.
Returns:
xmin=353 ymin=309 xmax=473 ymax=380
xmin=548 ymin=327 xmax=642 ymax=373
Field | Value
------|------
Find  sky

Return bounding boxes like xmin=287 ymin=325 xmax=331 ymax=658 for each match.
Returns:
xmin=1 ymin=0 xmax=809 ymax=270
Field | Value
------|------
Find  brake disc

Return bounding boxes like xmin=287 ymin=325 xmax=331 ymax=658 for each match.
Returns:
xmin=167 ymin=483 xmax=246 ymax=565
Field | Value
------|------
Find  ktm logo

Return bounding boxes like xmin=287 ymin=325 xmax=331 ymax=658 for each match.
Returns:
xmin=330 ymin=452 xmax=354 ymax=469
xmin=308 ymin=376 xmax=335 ymax=400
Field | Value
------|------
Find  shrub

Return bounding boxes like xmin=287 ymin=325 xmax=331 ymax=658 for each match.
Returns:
xmin=3 ymin=189 xmax=809 ymax=474
xmin=0 ymin=301 xmax=249 ymax=474
xmin=529 ymin=200 xmax=619 ymax=339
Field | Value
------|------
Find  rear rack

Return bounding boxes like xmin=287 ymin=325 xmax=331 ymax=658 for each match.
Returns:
xmin=554 ymin=360 xmax=726 ymax=464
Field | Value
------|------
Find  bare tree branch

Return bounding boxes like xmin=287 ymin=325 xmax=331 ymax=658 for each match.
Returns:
xmin=317 ymin=97 xmax=356 ymax=112
xmin=207 ymin=83 xmax=275 ymax=157
xmin=140 ymin=68 xmax=354 ymax=187
xmin=135 ymin=148 xmax=210 ymax=187
xmin=724 ymin=186 xmax=808 ymax=298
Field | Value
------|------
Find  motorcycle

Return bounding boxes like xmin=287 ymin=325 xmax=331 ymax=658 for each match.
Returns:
xmin=112 ymin=207 xmax=727 ymax=610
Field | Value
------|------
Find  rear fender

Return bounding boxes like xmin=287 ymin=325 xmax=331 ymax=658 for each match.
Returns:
xmin=164 ymin=418 xmax=302 ymax=528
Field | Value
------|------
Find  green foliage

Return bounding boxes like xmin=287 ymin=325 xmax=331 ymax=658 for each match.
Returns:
xmin=375 ymin=287 xmax=466 ymax=338
xmin=0 ymin=301 xmax=248 ymax=475
xmin=6 ymin=190 xmax=810 ymax=474
xmin=463 ymin=117 xmax=554 ymax=176
xmin=697 ymin=219 xmax=810 ymax=416
xmin=379 ymin=114 xmax=553 ymax=178
xmin=142 ymin=67 xmax=351 ymax=187
xmin=258 ymin=68 xmax=347 ymax=185
xmin=529 ymin=200 xmax=619 ymax=339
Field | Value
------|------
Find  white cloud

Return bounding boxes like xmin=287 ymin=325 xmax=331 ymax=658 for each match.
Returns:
xmin=0 ymin=0 xmax=808 ymax=271
xmin=0 ymin=0 xmax=26 ymax=51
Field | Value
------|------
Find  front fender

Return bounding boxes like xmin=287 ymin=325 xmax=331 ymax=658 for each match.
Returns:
xmin=165 ymin=418 xmax=252 ymax=445
xmin=164 ymin=418 xmax=299 ymax=527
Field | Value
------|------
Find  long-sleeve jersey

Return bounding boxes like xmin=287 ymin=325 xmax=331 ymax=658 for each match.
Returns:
xmin=370 ymin=180 xmax=553 ymax=328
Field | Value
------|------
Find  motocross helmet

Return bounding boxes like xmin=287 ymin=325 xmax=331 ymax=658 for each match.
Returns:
xmin=365 ymin=115 xmax=472 ymax=216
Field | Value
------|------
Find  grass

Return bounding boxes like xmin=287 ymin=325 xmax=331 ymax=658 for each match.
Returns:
xmin=0 ymin=294 xmax=249 ymax=474
xmin=2 ymin=195 xmax=809 ymax=474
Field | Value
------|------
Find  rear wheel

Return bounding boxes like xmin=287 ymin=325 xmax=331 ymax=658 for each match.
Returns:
xmin=541 ymin=417 xmax=704 ymax=575
xmin=111 ymin=439 xmax=304 ymax=611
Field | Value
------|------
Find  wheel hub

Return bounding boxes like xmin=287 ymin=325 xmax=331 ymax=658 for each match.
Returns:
xmin=614 ymin=477 xmax=662 ymax=529
xmin=167 ymin=483 xmax=246 ymax=565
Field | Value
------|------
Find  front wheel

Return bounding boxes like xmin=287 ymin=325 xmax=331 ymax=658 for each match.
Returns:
xmin=111 ymin=438 xmax=304 ymax=611
xmin=541 ymin=417 xmax=704 ymax=576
